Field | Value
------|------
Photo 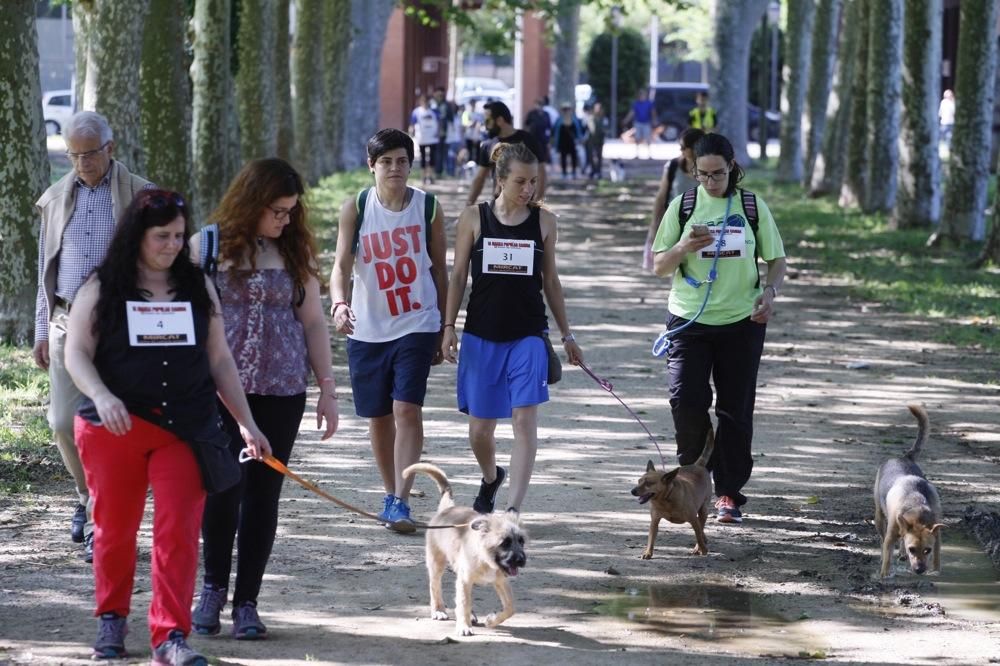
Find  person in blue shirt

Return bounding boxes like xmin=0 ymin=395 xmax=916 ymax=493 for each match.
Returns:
xmin=622 ymin=88 xmax=658 ymax=159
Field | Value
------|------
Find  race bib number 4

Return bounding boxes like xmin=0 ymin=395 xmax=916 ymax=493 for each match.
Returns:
xmin=126 ymin=301 xmax=196 ymax=346
xmin=698 ymin=226 xmax=747 ymax=260
xmin=483 ymin=238 xmax=535 ymax=275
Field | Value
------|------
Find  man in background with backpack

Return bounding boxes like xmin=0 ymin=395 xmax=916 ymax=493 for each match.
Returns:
xmin=328 ymin=128 xmax=448 ymax=533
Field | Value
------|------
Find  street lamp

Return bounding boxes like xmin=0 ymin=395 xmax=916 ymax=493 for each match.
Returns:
xmin=609 ymin=5 xmax=623 ymax=135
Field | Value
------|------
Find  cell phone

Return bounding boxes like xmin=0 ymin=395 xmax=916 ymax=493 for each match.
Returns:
xmin=691 ymin=224 xmax=710 ymax=236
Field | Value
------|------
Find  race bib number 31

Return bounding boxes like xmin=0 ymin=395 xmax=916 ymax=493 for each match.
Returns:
xmin=483 ymin=238 xmax=535 ymax=275
xmin=126 ymin=301 xmax=196 ymax=346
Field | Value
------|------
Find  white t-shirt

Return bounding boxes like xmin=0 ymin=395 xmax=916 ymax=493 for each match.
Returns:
xmin=939 ymin=97 xmax=955 ymax=125
xmin=411 ymin=106 xmax=440 ymax=147
xmin=349 ymin=188 xmax=441 ymax=343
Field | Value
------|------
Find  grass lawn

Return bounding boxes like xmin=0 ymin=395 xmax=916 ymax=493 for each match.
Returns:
xmin=743 ymin=168 xmax=999 ymax=353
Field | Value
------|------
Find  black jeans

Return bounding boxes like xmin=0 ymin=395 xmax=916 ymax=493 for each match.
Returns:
xmin=201 ymin=393 xmax=306 ymax=605
xmin=666 ymin=315 xmax=766 ymax=506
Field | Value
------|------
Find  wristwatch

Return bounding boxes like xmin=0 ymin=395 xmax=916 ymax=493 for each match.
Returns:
xmin=764 ymin=284 xmax=778 ymax=298
xmin=561 ymin=333 xmax=575 ymax=343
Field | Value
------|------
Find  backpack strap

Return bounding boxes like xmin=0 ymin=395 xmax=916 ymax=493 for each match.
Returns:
xmin=351 ymin=187 xmax=371 ymax=255
xmin=200 ymin=223 xmax=219 ymax=278
xmin=740 ymin=188 xmax=761 ymax=288
xmin=424 ymin=192 xmax=436 ymax=248
xmin=678 ymin=186 xmax=698 ymax=225
xmin=665 ymin=158 xmax=680 ymax=200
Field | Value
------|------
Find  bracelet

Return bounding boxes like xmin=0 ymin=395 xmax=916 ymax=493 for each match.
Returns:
xmin=321 ymin=393 xmax=338 ymax=400
xmin=763 ymin=285 xmax=778 ymax=298
xmin=561 ymin=333 xmax=575 ymax=343
xmin=333 ymin=301 xmax=348 ymax=314
xmin=443 ymin=323 xmax=456 ymax=329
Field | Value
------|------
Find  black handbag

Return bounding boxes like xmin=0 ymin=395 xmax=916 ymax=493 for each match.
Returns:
xmin=543 ymin=333 xmax=562 ymax=385
xmin=188 ymin=416 xmax=241 ymax=495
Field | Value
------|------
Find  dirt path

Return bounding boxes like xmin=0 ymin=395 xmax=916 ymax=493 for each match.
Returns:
xmin=2 ymin=175 xmax=999 ymax=665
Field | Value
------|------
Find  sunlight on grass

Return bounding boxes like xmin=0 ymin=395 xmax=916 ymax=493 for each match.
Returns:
xmin=0 ymin=345 xmax=61 ymax=494
xmin=744 ymin=169 xmax=999 ymax=352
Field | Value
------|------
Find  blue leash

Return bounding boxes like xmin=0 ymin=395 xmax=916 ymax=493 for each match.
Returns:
xmin=652 ymin=194 xmax=733 ymax=357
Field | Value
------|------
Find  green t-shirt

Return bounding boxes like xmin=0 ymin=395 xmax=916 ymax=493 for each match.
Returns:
xmin=651 ymin=186 xmax=785 ymax=326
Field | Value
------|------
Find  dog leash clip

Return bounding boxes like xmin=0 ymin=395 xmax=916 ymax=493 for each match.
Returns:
xmin=238 ymin=447 xmax=256 ymax=464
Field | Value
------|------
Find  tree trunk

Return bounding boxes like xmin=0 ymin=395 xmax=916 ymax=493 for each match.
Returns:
xmin=862 ymin=0 xmax=903 ymax=213
xmin=292 ymin=0 xmax=325 ymax=183
xmin=893 ymin=0 xmax=942 ymax=229
xmin=811 ymin=0 xmax=858 ymax=197
xmin=803 ymin=0 xmax=842 ymax=187
xmin=81 ymin=0 xmax=151 ymax=173
xmin=553 ymin=0 xmax=581 ymax=108
xmin=237 ymin=0 xmax=277 ymax=161
xmin=709 ymin=0 xmax=769 ymax=166
xmin=191 ymin=0 xmax=234 ymax=223
xmin=340 ymin=0 xmax=395 ymax=169
xmin=275 ymin=0 xmax=293 ymax=162
xmin=72 ymin=0 xmax=93 ymax=109
xmin=322 ymin=0 xmax=351 ymax=175
xmin=937 ymin=0 xmax=999 ymax=244
xmin=776 ymin=0 xmax=816 ymax=183
xmin=0 ymin=0 xmax=50 ymax=343
xmin=839 ymin=0 xmax=870 ymax=208
xmin=140 ymin=0 xmax=192 ymax=197
xmin=976 ymin=193 xmax=1000 ymax=267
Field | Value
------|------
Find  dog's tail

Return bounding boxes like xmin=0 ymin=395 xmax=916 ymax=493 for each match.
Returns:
xmin=402 ymin=462 xmax=454 ymax=511
xmin=904 ymin=404 xmax=929 ymax=460
xmin=695 ymin=425 xmax=715 ymax=467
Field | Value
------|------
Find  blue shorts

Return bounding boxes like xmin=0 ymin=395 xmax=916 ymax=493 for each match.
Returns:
xmin=347 ymin=332 xmax=437 ymax=418
xmin=457 ymin=333 xmax=549 ymax=419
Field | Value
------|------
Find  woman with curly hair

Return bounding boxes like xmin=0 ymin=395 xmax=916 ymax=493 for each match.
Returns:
xmin=189 ymin=158 xmax=339 ymax=640
xmin=64 ymin=189 xmax=269 ymax=663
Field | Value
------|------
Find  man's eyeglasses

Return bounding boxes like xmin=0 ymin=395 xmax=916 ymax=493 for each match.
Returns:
xmin=66 ymin=141 xmax=110 ymax=162
xmin=268 ymin=204 xmax=297 ymax=221
xmin=694 ymin=169 xmax=730 ymax=182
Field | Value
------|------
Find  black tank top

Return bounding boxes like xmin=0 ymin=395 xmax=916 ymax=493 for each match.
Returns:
xmin=464 ymin=202 xmax=547 ymax=342
xmin=78 ymin=293 xmax=219 ymax=442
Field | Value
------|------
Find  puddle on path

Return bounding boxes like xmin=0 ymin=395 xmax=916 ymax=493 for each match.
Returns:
xmin=595 ymin=577 xmax=826 ymax=658
xmin=882 ymin=528 xmax=1000 ymax=623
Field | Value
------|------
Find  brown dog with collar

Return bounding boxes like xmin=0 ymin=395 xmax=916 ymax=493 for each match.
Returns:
xmin=403 ymin=462 xmax=527 ymax=637
xmin=631 ymin=427 xmax=714 ymax=558
xmin=874 ymin=405 xmax=944 ymax=578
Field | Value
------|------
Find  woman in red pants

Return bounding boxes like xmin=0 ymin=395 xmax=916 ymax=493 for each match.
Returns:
xmin=65 ymin=189 xmax=268 ymax=663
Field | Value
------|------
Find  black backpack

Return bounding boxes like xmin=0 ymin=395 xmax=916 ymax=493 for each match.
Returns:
xmin=677 ymin=187 xmax=762 ymax=288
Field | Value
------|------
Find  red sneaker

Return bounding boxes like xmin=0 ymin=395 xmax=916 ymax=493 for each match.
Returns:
xmin=715 ymin=496 xmax=743 ymax=524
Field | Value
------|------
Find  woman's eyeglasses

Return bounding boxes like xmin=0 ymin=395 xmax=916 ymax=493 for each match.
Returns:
xmin=267 ymin=204 xmax=297 ymax=221
xmin=694 ymin=169 xmax=730 ymax=182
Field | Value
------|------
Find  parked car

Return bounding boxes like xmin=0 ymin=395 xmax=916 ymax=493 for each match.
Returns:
xmin=43 ymin=89 xmax=73 ymax=135
xmin=649 ymin=82 xmax=780 ymax=143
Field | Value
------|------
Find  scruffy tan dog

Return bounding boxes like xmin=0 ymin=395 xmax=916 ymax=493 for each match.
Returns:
xmin=402 ymin=463 xmax=527 ymax=637
xmin=874 ymin=404 xmax=945 ymax=578
xmin=630 ymin=427 xmax=714 ymax=558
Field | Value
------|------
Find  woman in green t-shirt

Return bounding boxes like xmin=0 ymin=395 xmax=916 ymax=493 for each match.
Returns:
xmin=650 ymin=133 xmax=787 ymax=525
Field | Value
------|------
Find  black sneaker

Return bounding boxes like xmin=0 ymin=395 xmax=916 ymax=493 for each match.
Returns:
xmin=473 ymin=466 xmax=507 ymax=514
xmin=82 ymin=532 xmax=94 ymax=563
xmin=93 ymin=612 xmax=127 ymax=659
xmin=71 ymin=503 xmax=86 ymax=543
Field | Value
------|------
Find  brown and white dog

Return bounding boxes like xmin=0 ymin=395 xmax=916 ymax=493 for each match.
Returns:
xmin=630 ymin=427 xmax=714 ymax=558
xmin=873 ymin=405 xmax=944 ymax=578
xmin=402 ymin=463 xmax=527 ymax=637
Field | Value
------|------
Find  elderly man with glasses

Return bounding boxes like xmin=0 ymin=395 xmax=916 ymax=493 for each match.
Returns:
xmin=33 ymin=110 xmax=152 ymax=563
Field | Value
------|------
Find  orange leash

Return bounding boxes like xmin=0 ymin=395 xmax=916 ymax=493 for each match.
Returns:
xmin=239 ymin=450 xmax=468 ymax=530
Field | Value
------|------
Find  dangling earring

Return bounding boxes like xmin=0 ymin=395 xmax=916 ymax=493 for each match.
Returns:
xmin=256 ymin=236 xmax=265 ymax=250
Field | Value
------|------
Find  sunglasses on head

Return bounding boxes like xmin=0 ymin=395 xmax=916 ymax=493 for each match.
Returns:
xmin=142 ymin=192 xmax=186 ymax=210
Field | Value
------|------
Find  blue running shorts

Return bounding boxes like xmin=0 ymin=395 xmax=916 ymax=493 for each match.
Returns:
xmin=457 ymin=332 xmax=549 ymax=419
